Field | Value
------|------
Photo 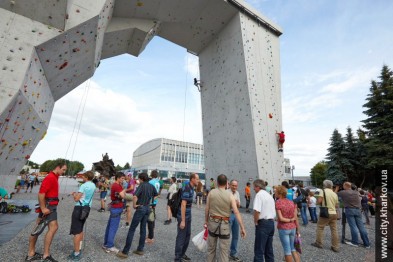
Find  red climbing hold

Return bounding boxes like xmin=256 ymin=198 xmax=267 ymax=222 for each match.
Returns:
xmin=269 ymin=113 xmax=273 ymax=118
xmin=59 ymin=61 xmax=68 ymax=70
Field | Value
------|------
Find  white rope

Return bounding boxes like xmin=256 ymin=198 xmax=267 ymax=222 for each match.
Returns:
xmin=182 ymin=53 xmax=189 ymax=141
xmin=61 ymin=80 xmax=91 ymax=195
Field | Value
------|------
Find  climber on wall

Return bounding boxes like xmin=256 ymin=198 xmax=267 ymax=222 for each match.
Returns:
xmin=276 ymin=131 xmax=285 ymax=152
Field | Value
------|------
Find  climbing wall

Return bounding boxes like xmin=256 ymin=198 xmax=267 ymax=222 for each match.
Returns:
xmin=0 ymin=0 xmax=284 ymax=197
xmin=0 ymin=0 xmax=114 ymax=188
xmin=200 ymin=12 xmax=285 ymax=198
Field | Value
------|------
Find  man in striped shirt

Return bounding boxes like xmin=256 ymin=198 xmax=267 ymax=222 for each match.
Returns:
xmin=117 ymin=173 xmax=158 ymax=259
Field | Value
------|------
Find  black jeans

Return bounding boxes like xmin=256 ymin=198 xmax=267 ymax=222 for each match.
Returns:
xmin=246 ymin=198 xmax=250 ymax=209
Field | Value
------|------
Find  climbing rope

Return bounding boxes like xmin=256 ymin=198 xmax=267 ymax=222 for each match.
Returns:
xmin=60 ymin=79 xmax=91 ymax=195
xmin=182 ymin=53 xmax=190 ymax=141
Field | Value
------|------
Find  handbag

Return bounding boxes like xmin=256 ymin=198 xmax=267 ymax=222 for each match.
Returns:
xmin=294 ymin=234 xmax=302 ymax=254
xmin=319 ymin=189 xmax=329 ymax=218
xmin=79 ymin=196 xmax=92 ymax=220
xmin=148 ymin=207 xmax=155 ymax=222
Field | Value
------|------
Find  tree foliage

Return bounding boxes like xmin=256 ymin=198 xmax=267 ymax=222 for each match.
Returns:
xmin=311 ymin=65 xmax=393 ymax=187
xmin=310 ymin=161 xmax=327 ymax=188
xmin=362 ymin=65 xmax=393 ymax=167
xmin=123 ymin=162 xmax=131 ymax=169
xmin=115 ymin=164 xmax=123 ymax=171
xmin=28 ymin=160 xmax=40 ymax=169
xmin=325 ymin=129 xmax=349 ymax=185
xmin=39 ymin=158 xmax=84 ymax=176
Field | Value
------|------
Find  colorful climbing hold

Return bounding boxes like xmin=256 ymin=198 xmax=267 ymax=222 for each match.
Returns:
xmin=59 ymin=61 xmax=68 ymax=70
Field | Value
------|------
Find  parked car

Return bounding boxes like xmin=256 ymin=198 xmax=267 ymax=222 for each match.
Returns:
xmin=304 ymin=186 xmax=321 ymax=194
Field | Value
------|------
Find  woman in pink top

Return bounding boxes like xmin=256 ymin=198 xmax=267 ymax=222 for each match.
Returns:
xmin=275 ymin=185 xmax=301 ymax=262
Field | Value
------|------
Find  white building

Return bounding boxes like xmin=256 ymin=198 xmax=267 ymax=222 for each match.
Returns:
xmin=132 ymin=138 xmax=205 ymax=180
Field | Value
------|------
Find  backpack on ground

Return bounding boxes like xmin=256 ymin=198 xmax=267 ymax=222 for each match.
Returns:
xmin=169 ymin=188 xmax=183 ymax=218
xmin=0 ymin=201 xmax=8 ymax=213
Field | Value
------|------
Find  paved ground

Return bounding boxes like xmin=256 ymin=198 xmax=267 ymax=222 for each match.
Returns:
xmin=0 ymin=178 xmax=376 ymax=261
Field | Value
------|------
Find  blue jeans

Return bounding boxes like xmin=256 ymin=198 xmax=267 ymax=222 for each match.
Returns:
xmin=122 ymin=205 xmax=149 ymax=254
xmin=309 ymin=207 xmax=317 ymax=222
xmin=254 ymin=219 xmax=274 ymax=262
xmin=229 ymin=213 xmax=239 ymax=257
xmin=278 ymin=228 xmax=296 ymax=255
xmin=103 ymin=207 xmax=122 ymax=248
xmin=174 ymin=213 xmax=192 ymax=261
xmin=300 ymin=203 xmax=308 ymax=225
xmin=345 ymin=208 xmax=370 ymax=246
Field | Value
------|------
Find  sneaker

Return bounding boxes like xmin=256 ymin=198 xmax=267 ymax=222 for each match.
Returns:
xmin=330 ymin=247 xmax=339 ymax=253
xmin=42 ymin=255 xmax=58 ymax=262
xmin=182 ymin=254 xmax=191 ymax=261
xmin=345 ymin=241 xmax=359 ymax=247
xmin=164 ymin=219 xmax=172 ymax=225
xmin=229 ymin=255 xmax=242 ymax=261
xmin=107 ymin=247 xmax=119 ymax=253
xmin=311 ymin=242 xmax=323 ymax=249
xmin=67 ymin=252 xmax=81 ymax=261
xmin=25 ymin=253 xmax=43 ymax=261
xmin=365 ymin=245 xmax=371 ymax=249
xmin=133 ymin=250 xmax=144 ymax=256
xmin=116 ymin=252 xmax=128 ymax=259
xmin=102 ymin=245 xmax=110 ymax=253
xmin=98 ymin=208 xmax=105 ymax=212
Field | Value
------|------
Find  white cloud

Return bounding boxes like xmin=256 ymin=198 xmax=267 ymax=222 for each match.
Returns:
xmin=320 ymin=68 xmax=378 ymax=94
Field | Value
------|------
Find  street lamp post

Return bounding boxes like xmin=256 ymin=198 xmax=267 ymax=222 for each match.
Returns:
xmin=291 ymin=165 xmax=295 ymax=185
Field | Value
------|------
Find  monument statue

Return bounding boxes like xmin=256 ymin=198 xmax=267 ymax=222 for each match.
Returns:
xmin=92 ymin=153 xmax=116 ymax=178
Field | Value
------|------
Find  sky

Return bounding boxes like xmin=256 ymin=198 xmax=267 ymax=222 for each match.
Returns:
xmin=31 ymin=0 xmax=393 ymax=176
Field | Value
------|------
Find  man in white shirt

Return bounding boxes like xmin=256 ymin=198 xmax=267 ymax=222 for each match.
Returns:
xmin=253 ymin=179 xmax=276 ymax=262
xmin=228 ymin=180 xmax=242 ymax=261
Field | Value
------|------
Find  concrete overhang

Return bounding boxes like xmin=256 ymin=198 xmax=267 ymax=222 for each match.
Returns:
xmin=105 ymin=0 xmax=282 ymax=57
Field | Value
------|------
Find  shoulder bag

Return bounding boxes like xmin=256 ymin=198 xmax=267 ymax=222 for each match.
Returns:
xmin=79 ymin=195 xmax=93 ymax=220
xmin=319 ymin=189 xmax=329 ymax=218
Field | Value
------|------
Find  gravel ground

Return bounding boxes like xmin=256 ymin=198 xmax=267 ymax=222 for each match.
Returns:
xmin=0 ymin=178 xmax=375 ymax=261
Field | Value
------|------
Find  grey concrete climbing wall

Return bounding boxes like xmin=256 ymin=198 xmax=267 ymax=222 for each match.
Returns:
xmin=0 ymin=0 xmax=284 ymax=192
xmin=200 ymin=12 xmax=284 ymax=196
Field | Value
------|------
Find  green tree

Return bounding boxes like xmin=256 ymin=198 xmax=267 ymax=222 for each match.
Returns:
xmin=40 ymin=160 xmax=55 ymax=172
xmin=115 ymin=164 xmax=123 ymax=171
xmin=310 ymin=161 xmax=327 ymax=188
xmin=355 ymin=128 xmax=369 ymax=187
xmin=123 ymin=162 xmax=131 ymax=169
xmin=67 ymin=161 xmax=84 ymax=176
xmin=362 ymin=65 xmax=393 ymax=167
xmin=344 ymin=127 xmax=358 ymax=181
xmin=40 ymin=158 xmax=84 ymax=176
xmin=28 ymin=160 xmax=40 ymax=169
xmin=325 ymin=129 xmax=349 ymax=184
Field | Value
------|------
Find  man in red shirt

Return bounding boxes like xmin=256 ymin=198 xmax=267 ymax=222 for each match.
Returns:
xmin=26 ymin=161 xmax=67 ymax=262
xmin=276 ymin=131 xmax=285 ymax=152
xmin=102 ymin=172 xmax=126 ymax=254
